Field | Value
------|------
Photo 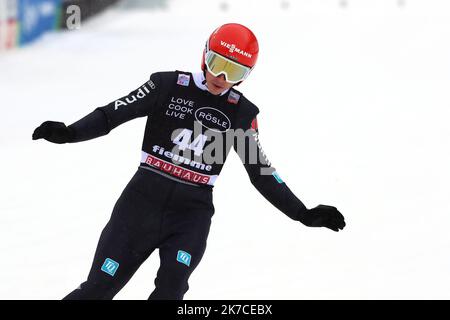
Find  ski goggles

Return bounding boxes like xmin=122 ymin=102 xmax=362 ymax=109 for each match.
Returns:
xmin=204 ymin=50 xmax=252 ymax=84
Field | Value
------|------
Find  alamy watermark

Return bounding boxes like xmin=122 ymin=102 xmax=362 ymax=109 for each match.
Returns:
xmin=155 ymin=121 xmax=275 ymax=176
xmin=66 ymin=5 xmax=81 ymax=30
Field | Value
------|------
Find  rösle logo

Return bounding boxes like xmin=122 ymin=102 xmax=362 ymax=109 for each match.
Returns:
xmin=194 ymin=107 xmax=231 ymax=132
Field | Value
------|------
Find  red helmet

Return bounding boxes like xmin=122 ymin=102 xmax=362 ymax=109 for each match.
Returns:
xmin=201 ymin=23 xmax=259 ymax=74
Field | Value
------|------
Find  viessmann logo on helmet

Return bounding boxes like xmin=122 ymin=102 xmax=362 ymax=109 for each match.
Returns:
xmin=195 ymin=107 xmax=231 ymax=133
xmin=220 ymin=41 xmax=252 ymax=58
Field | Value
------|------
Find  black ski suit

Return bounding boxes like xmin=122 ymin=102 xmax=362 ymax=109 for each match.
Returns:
xmin=62 ymin=71 xmax=307 ymax=300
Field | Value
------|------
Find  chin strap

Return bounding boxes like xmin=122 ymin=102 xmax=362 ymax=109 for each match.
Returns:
xmin=202 ymin=68 xmax=207 ymax=81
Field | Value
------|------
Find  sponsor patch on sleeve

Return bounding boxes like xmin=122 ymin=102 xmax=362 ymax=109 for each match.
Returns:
xmin=177 ymin=74 xmax=191 ymax=86
xmin=227 ymin=91 xmax=241 ymax=104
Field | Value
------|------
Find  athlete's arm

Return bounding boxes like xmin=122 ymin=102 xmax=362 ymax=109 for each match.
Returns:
xmin=234 ymin=116 xmax=346 ymax=232
xmin=32 ymin=73 xmax=161 ymax=144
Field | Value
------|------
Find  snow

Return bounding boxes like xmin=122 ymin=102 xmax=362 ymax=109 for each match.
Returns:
xmin=1 ymin=0 xmax=450 ymax=299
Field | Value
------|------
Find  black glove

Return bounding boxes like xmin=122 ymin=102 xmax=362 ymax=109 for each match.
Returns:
xmin=299 ymin=205 xmax=346 ymax=232
xmin=32 ymin=121 xmax=75 ymax=144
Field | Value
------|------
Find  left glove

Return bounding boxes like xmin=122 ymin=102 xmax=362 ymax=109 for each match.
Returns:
xmin=299 ymin=205 xmax=346 ymax=232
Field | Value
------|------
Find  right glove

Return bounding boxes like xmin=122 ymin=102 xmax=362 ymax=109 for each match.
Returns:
xmin=32 ymin=121 xmax=75 ymax=144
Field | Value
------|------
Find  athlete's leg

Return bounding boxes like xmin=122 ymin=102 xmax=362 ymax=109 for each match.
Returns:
xmin=63 ymin=219 xmax=152 ymax=300
xmin=148 ymin=211 xmax=213 ymax=300
xmin=64 ymin=171 xmax=165 ymax=300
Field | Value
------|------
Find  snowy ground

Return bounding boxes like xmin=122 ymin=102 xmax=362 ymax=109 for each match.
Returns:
xmin=1 ymin=0 xmax=450 ymax=299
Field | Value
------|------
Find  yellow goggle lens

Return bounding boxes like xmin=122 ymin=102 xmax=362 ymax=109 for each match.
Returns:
xmin=205 ymin=51 xmax=250 ymax=83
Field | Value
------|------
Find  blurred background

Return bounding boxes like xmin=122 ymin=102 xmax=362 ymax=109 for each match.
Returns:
xmin=1 ymin=0 xmax=450 ymax=300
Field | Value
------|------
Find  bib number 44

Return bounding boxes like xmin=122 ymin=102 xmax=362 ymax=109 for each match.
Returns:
xmin=172 ymin=129 xmax=208 ymax=156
